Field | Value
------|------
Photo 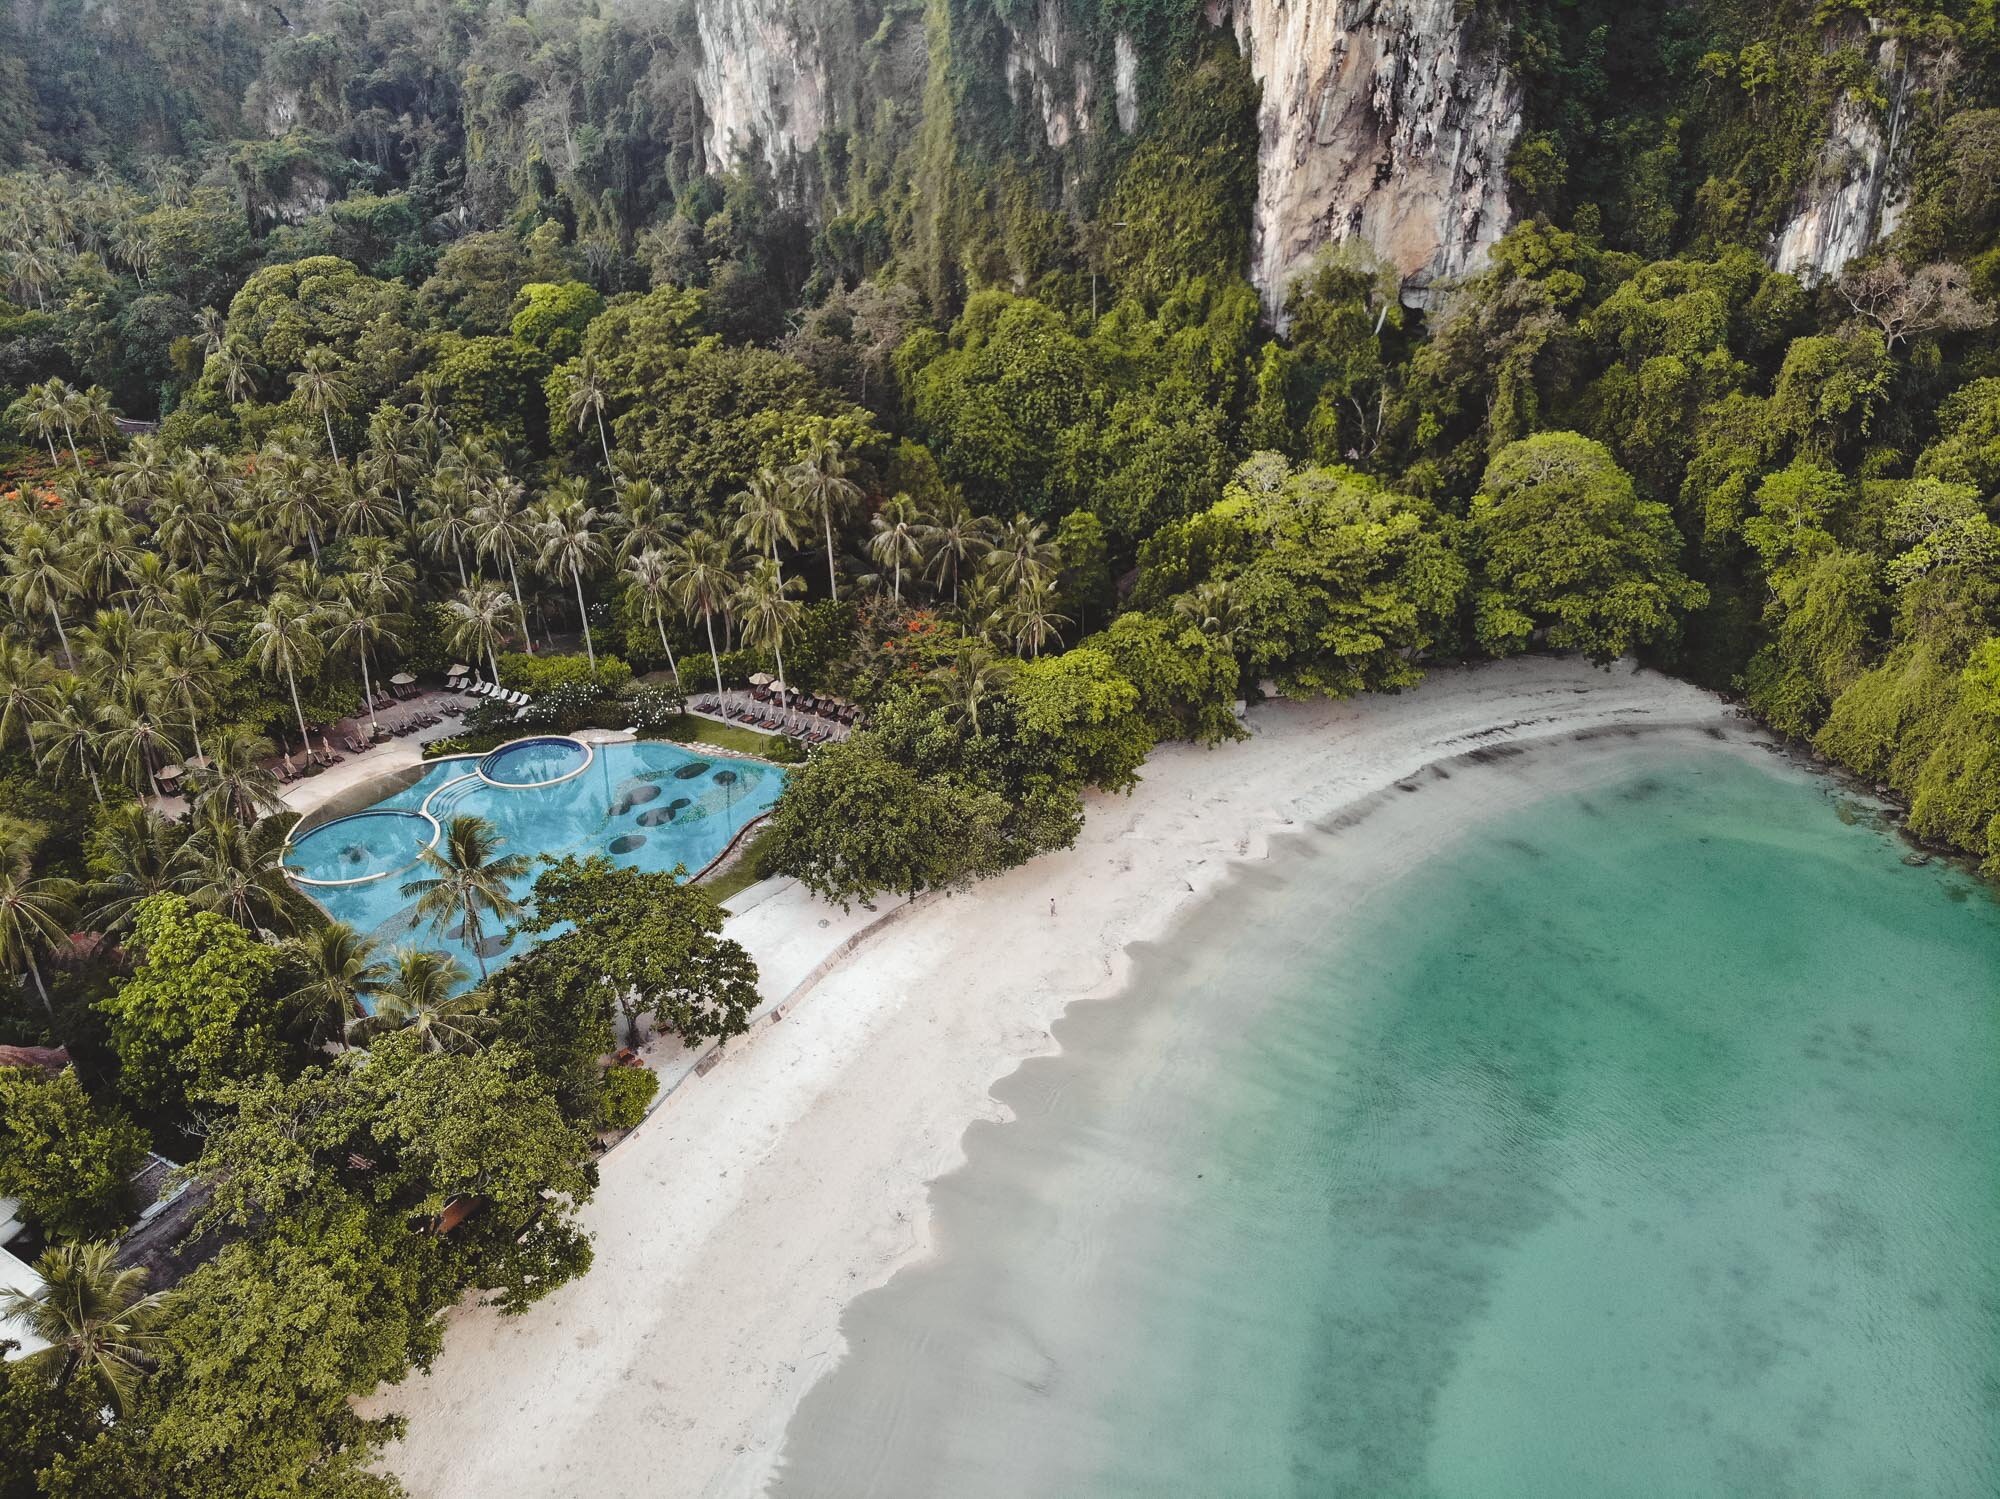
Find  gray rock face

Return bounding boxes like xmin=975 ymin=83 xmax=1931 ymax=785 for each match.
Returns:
xmin=686 ymin=0 xmax=1521 ymax=311
xmin=1223 ymin=0 xmax=1520 ymax=313
xmin=1769 ymin=28 xmax=1929 ymax=282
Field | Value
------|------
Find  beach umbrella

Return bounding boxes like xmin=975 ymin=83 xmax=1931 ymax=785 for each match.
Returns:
xmin=185 ymin=754 xmax=212 ymax=771
xmin=390 ymin=672 xmax=417 ymax=686
xmin=446 ymin=663 xmax=468 ymax=678
xmin=748 ymin=672 xmax=773 ymax=686
xmin=158 ymin=764 xmax=183 ymax=782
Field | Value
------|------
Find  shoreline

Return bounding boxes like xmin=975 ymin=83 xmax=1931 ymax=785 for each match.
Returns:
xmin=368 ymin=657 xmax=1738 ymax=1499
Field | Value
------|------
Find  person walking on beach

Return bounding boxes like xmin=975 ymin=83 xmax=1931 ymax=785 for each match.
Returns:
xmin=1050 ymin=895 xmax=1057 ymax=918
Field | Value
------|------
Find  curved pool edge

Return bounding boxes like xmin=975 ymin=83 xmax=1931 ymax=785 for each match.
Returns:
xmin=280 ymin=807 xmax=445 ymax=889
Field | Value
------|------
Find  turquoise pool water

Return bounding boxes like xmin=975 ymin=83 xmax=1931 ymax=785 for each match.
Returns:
xmin=284 ymin=738 xmax=784 ymax=985
xmin=774 ymin=736 xmax=2000 ymax=1497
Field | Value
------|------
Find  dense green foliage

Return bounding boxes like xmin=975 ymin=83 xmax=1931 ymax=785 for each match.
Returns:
xmin=0 ymin=0 xmax=1995 ymax=1491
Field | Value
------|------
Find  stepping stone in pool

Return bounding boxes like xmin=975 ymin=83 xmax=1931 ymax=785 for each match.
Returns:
xmin=713 ymin=769 xmax=738 ymax=786
xmin=608 ymin=833 xmax=647 ymax=854
xmin=668 ymin=796 xmax=692 ymax=811
xmin=622 ymin=784 xmax=661 ymax=807
xmin=635 ymin=807 xmax=675 ymax=826
xmin=673 ymin=761 xmax=711 ymax=780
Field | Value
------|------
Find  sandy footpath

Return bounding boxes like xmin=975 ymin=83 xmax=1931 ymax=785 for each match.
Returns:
xmin=369 ymin=658 xmax=1734 ymax=1498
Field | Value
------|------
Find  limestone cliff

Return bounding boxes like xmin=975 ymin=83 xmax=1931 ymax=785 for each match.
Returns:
xmin=1222 ymin=0 xmax=1520 ymax=311
xmin=1769 ymin=23 xmax=1940 ymax=281
xmin=685 ymin=0 xmax=1519 ymax=310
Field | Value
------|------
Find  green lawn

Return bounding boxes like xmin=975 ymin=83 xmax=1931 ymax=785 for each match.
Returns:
xmin=701 ymin=824 xmax=780 ymax=908
xmin=650 ymin=714 xmax=804 ymax=762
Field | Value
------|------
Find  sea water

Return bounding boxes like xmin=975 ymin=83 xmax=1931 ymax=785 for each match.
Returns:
xmin=771 ymin=734 xmax=2000 ymax=1498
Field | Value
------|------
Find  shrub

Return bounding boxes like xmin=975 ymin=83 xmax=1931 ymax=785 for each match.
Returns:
xmin=599 ymin=1064 xmax=660 ymax=1131
xmin=497 ymin=651 xmax=631 ymax=695
xmin=629 ymin=682 xmax=688 ymax=731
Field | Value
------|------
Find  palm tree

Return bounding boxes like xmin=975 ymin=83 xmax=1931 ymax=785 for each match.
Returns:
xmin=735 ymin=557 xmax=802 ymax=697
xmin=921 ymin=494 xmax=990 ymax=606
xmin=986 ymin=512 xmax=1061 ymax=597
xmin=611 ymin=476 xmax=678 ymax=564
xmin=536 ymin=485 xmax=606 ymax=667
xmin=194 ymin=304 xmax=226 ymax=359
xmin=170 ymin=806 xmax=300 ymax=934
xmin=83 ymin=804 xmax=184 ymax=936
xmin=868 ymin=493 xmax=924 ymax=603
xmin=285 ymin=921 xmax=388 ymax=1051
xmin=418 ymin=478 xmax=477 ymax=590
xmin=563 ymin=352 xmax=614 ymax=472
xmin=731 ymin=468 xmax=802 ymax=584
xmin=363 ymin=404 xmax=423 ymax=515
xmin=0 ymin=850 xmax=76 ymax=1018
xmin=929 ymin=640 xmax=1013 ymax=737
xmin=289 ymin=347 xmax=353 ymax=463
xmin=790 ymin=426 xmax=862 ymax=601
xmin=69 ymin=500 xmax=141 ymax=599
xmin=468 ymin=479 xmax=537 ymax=652
xmin=1 ymin=1243 xmax=168 ymax=1417
xmin=444 ymin=581 xmax=512 ymax=684
xmin=212 ymin=339 xmax=264 ymax=407
xmin=1172 ymin=580 xmax=1242 ymax=651
xmin=6 ymin=519 xmax=81 ymax=666
xmin=189 ymin=724 xmax=283 ymax=824
xmin=96 ymin=701 xmax=181 ymax=800
xmin=0 ymin=642 xmax=55 ymax=753
xmin=324 ymin=577 xmax=406 ymax=740
xmin=668 ymin=528 xmax=739 ymax=698
xmin=332 ymin=474 xmax=400 ymax=539
xmin=30 ymin=688 xmax=105 ymax=804
xmin=146 ymin=631 xmax=219 ymax=763
xmin=356 ymin=949 xmax=485 ymax=1052
xmin=1003 ymin=574 xmax=1070 ymax=660
xmin=622 ymin=548 xmax=683 ymax=690
xmin=246 ymin=592 xmax=325 ymax=762
xmin=400 ymin=815 xmax=530 ymax=980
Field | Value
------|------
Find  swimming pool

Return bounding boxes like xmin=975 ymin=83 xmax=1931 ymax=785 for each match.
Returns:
xmin=282 ymin=736 xmax=784 ymax=989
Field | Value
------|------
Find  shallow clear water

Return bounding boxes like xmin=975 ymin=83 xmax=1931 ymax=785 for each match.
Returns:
xmin=285 ymin=739 xmax=782 ymax=985
xmin=773 ymin=737 xmax=2000 ymax=1498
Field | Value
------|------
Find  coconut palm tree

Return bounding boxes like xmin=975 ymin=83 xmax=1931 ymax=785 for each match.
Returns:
xmin=611 ymin=476 xmax=678 ymax=564
xmin=0 ymin=1243 xmax=167 ymax=1417
xmin=418 ymin=478 xmax=476 ymax=590
xmin=400 ymin=815 xmax=530 ymax=980
xmin=189 ymin=724 xmax=283 ymax=824
xmin=622 ymin=548 xmax=683 ymax=690
xmin=735 ymin=557 xmax=802 ymax=699
xmin=212 ymin=339 xmax=264 ymax=407
xmin=69 ymin=500 xmax=141 ymax=600
xmin=29 ymin=687 xmax=105 ymax=804
xmin=0 ymin=850 xmax=76 ymax=1018
xmin=867 ymin=493 xmax=924 ymax=603
xmin=6 ymin=518 xmax=81 ymax=666
xmin=83 ymin=804 xmax=185 ymax=936
xmin=285 ymin=920 xmax=389 ymax=1051
xmin=146 ymin=631 xmax=219 ymax=764
xmin=921 ymin=494 xmax=990 ymax=606
xmin=324 ymin=577 xmax=406 ymax=740
xmin=443 ymin=581 xmax=512 ymax=684
xmin=246 ymin=592 xmax=325 ymax=762
xmin=790 ymin=426 xmax=862 ymax=601
xmin=289 ymin=347 xmax=353 ymax=463
xmin=194 ymin=304 xmax=226 ymax=359
xmin=667 ymin=528 xmax=739 ymax=698
xmin=563 ymin=352 xmax=614 ymax=472
xmin=468 ymin=479 xmax=537 ymax=652
xmin=355 ymin=949 xmax=485 ymax=1052
xmin=731 ymin=468 xmax=801 ymax=585
xmin=96 ymin=701 xmax=181 ymax=800
xmin=362 ymin=404 xmax=423 ymax=515
xmin=331 ymin=473 xmax=401 ymax=540
xmin=535 ymin=484 xmax=606 ymax=667
xmin=929 ymin=640 xmax=1014 ymax=737
xmin=985 ymin=512 xmax=1060 ymax=597
xmin=0 ymin=642 xmax=55 ymax=753
xmin=1003 ymin=574 xmax=1070 ymax=660
xmin=170 ymin=806 xmax=300 ymax=935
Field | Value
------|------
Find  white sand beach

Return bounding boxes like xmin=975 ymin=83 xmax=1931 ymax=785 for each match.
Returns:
xmin=368 ymin=657 xmax=1735 ymax=1499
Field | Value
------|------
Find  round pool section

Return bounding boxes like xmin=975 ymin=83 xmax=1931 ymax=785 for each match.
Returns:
xmin=478 ymin=735 xmax=593 ymax=789
xmin=282 ymin=809 xmax=441 ymax=888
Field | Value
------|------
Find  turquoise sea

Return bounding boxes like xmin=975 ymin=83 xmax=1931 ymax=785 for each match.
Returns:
xmin=771 ymin=735 xmax=2000 ymax=1498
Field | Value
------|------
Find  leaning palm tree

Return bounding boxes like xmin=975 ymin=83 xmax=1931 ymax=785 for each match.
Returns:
xmin=289 ymin=346 xmax=353 ymax=463
xmin=535 ymin=484 xmax=606 ymax=667
xmin=563 ymin=352 xmax=615 ymax=472
xmin=622 ymin=548 xmax=683 ymax=690
xmin=6 ymin=518 xmax=81 ymax=667
xmin=0 ymin=852 xmax=77 ymax=1018
xmin=443 ymin=581 xmax=513 ymax=684
xmin=668 ymin=528 xmax=740 ymax=698
xmin=790 ymin=426 xmax=862 ymax=601
xmin=0 ymin=1243 xmax=168 ymax=1417
xmin=285 ymin=920 xmax=388 ymax=1052
xmin=246 ymin=592 xmax=325 ymax=763
xmin=355 ymin=949 xmax=484 ymax=1053
xmin=867 ymin=493 xmax=925 ymax=603
xmin=735 ymin=557 xmax=803 ymax=699
xmin=400 ymin=815 xmax=530 ymax=981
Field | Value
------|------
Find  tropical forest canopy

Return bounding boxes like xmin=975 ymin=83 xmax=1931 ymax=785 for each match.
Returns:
xmin=0 ymin=0 xmax=1998 ymax=1493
